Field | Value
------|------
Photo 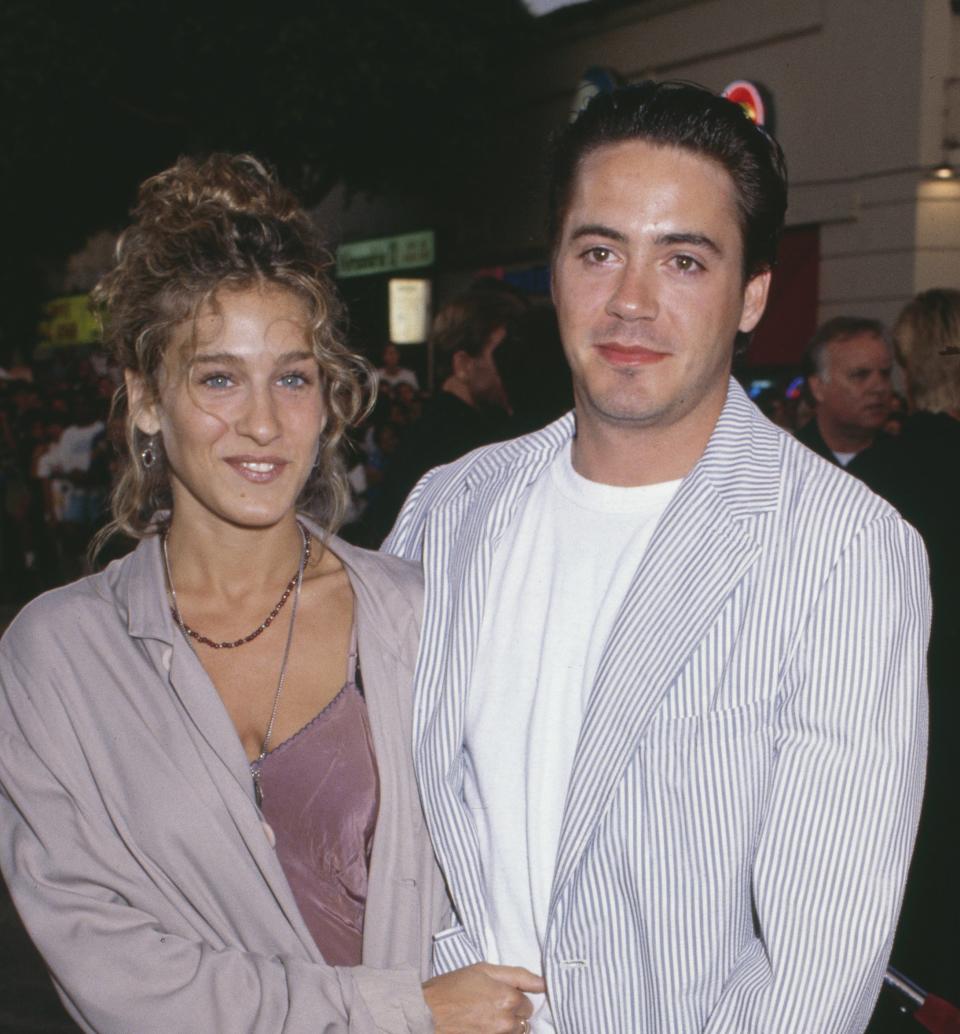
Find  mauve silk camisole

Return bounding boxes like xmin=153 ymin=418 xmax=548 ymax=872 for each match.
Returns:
xmin=257 ymin=648 xmax=379 ymax=966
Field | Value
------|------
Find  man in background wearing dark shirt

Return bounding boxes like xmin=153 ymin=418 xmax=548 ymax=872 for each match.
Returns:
xmin=367 ymin=288 xmax=524 ymax=539
xmin=796 ymin=316 xmax=898 ymax=497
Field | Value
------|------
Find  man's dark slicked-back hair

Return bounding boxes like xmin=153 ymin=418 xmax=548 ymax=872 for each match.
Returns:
xmin=547 ymin=80 xmax=788 ymax=280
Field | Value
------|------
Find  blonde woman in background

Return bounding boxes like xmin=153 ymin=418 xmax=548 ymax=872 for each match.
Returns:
xmin=884 ymin=288 xmax=960 ymax=1012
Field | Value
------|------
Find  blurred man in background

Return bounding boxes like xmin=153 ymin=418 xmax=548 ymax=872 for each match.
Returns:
xmin=796 ymin=316 xmax=897 ymax=493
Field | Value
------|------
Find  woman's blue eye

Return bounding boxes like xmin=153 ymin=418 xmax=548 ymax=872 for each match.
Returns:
xmin=279 ymin=373 xmax=308 ymax=388
xmin=202 ymin=374 xmax=233 ymax=389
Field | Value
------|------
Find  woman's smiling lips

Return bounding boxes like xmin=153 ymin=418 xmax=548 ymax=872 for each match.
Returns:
xmin=594 ymin=342 xmax=669 ymax=366
xmin=223 ymin=456 xmax=289 ymax=483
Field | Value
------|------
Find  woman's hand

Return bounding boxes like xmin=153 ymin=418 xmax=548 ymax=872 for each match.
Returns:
xmin=423 ymin=962 xmax=545 ymax=1034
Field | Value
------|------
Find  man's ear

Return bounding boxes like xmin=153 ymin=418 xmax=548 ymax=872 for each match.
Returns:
xmin=738 ymin=269 xmax=772 ymax=334
xmin=450 ymin=350 xmax=473 ymax=382
xmin=124 ymin=370 xmax=161 ymax=436
xmin=807 ymin=373 xmax=826 ymax=405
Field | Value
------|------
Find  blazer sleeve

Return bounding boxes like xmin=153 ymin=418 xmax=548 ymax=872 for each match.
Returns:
xmin=0 ymin=648 xmax=433 ymax=1034
xmin=702 ymin=513 xmax=930 ymax=1034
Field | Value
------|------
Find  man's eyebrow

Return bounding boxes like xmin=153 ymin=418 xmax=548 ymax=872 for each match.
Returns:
xmin=569 ymin=223 xmax=628 ymax=244
xmin=568 ymin=225 xmax=724 ymax=256
xmin=654 ymin=232 xmax=723 ymax=255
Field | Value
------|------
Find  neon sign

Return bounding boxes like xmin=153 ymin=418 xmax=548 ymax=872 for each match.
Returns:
xmin=722 ymin=80 xmax=767 ymax=127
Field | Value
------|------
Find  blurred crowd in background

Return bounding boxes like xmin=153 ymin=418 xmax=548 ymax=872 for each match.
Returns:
xmin=1 ymin=281 xmax=957 ymax=611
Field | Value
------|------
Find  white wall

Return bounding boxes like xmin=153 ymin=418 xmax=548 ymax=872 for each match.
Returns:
xmin=489 ymin=0 xmax=959 ymax=328
xmin=314 ymin=0 xmax=958 ymax=330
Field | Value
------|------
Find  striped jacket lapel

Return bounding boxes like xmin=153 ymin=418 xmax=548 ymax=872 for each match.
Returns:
xmin=550 ymin=383 xmax=780 ymax=907
xmin=414 ymin=430 xmax=569 ymax=938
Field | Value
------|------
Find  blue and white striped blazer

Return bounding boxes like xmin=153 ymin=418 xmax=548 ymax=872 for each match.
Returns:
xmin=384 ymin=380 xmax=929 ymax=1034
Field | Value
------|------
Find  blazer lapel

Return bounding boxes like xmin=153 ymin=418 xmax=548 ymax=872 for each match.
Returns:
xmin=550 ymin=457 xmax=763 ymax=907
xmin=415 ymin=444 xmax=564 ymax=939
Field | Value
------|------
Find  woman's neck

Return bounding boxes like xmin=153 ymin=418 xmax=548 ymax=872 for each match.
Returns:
xmin=163 ymin=512 xmax=307 ymax=601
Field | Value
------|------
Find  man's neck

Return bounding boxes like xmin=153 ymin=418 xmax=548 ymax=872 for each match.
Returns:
xmin=441 ymin=376 xmax=477 ymax=409
xmin=815 ymin=415 xmax=876 ymax=456
xmin=571 ymin=398 xmax=722 ymax=487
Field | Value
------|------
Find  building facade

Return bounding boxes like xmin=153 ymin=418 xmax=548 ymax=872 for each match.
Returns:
xmin=323 ymin=0 xmax=960 ymax=370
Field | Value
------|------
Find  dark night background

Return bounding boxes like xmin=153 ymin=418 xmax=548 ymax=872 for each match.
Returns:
xmin=0 ymin=0 xmax=556 ymax=364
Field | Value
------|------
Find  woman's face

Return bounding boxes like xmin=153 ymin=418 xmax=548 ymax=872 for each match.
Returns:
xmin=129 ymin=283 xmax=324 ymax=532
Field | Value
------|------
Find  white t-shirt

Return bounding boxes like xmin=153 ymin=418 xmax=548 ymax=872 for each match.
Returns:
xmin=832 ymin=449 xmax=857 ymax=467
xmin=377 ymin=367 xmax=419 ymax=391
xmin=54 ymin=421 xmax=105 ymax=473
xmin=463 ymin=443 xmax=680 ymax=1030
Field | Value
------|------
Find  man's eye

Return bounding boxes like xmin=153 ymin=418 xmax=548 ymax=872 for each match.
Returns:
xmin=673 ymin=254 xmax=702 ymax=272
xmin=584 ymin=246 xmax=613 ymax=263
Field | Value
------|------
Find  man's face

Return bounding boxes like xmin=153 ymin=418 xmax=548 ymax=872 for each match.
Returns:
xmin=551 ymin=140 xmax=769 ymax=441
xmin=809 ymin=333 xmax=893 ymax=434
xmin=382 ymin=344 xmax=400 ymax=371
xmin=465 ymin=326 xmax=509 ymax=410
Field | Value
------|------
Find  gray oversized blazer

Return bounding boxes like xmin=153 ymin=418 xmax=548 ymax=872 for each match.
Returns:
xmin=0 ymin=522 xmax=446 ymax=1034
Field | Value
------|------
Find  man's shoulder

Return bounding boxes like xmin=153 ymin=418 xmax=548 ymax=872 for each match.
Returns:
xmin=382 ymin=413 xmax=574 ymax=557
xmin=778 ymin=423 xmax=910 ymax=537
xmin=793 ymin=417 xmax=831 ymax=458
xmin=407 ymin=412 xmax=574 ymax=502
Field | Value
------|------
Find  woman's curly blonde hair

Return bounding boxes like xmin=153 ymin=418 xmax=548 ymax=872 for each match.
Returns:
xmin=91 ymin=153 xmax=373 ymax=548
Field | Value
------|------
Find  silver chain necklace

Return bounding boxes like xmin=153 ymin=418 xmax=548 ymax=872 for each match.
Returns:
xmin=162 ymin=522 xmax=310 ymax=807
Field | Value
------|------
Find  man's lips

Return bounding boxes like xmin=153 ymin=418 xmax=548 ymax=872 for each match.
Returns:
xmin=223 ymin=456 xmax=289 ymax=483
xmin=593 ymin=342 xmax=669 ymax=366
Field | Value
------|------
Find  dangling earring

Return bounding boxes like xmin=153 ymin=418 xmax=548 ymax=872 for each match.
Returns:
xmin=140 ymin=437 xmax=158 ymax=469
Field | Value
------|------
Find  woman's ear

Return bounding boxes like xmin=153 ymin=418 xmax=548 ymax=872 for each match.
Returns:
xmin=124 ymin=370 xmax=161 ymax=436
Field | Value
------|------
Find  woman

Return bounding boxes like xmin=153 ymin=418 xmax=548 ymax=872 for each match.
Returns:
xmin=0 ymin=154 xmax=540 ymax=1033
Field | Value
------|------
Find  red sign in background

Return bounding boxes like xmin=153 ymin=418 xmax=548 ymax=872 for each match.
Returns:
xmin=747 ymin=224 xmax=820 ymax=367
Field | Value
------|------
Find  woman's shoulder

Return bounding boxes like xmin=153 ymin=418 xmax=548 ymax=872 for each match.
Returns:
xmin=1 ymin=564 xmax=128 ymax=666
xmin=327 ymin=535 xmax=423 ymax=602
xmin=326 ymin=536 xmax=423 ymax=656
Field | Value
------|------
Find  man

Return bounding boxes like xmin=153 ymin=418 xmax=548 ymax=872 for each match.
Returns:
xmin=366 ymin=288 xmax=521 ymax=539
xmin=375 ymin=342 xmax=420 ymax=393
xmin=385 ymin=82 xmax=929 ymax=1034
xmin=796 ymin=317 xmax=900 ymax=496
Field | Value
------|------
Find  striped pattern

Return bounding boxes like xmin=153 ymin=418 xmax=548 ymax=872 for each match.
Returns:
xmin=383 ymin=380 xmax=930 ymax=1034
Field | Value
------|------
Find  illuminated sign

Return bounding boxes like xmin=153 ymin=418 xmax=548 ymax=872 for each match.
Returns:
xmin=571 ymin=66 xmax=622 ymax=122
xmin=722 ymin=80 xmax=767 ymax=127
xmin=336 ymin=230 xmax=435 ymax=279
xmin=37 ymin=294 xmax=100 ymax=349
xmin=389 ymin=279 xmax=432 ymax=345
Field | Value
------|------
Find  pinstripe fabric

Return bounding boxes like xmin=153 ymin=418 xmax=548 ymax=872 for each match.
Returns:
xmin=383 ymin=380 xmax=930 ymax=1034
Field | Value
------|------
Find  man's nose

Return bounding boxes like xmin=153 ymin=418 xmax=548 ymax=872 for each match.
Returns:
xmin=605 ymin=263 xmax=659 ymax=321
xmin=866 ymin=373 xmax=892 ymax=395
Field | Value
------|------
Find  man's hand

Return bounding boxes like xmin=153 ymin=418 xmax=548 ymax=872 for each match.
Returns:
xmin=423 ymin=962 xmax=545 ymax=1034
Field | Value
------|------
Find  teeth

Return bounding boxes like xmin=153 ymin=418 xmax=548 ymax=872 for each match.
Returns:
xmin=239 ymin=462 xmax=276 ymax=473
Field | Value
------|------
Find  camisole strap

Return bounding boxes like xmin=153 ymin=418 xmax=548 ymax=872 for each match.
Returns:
xmin=347 ymin=621 xmax=361 ymax=692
